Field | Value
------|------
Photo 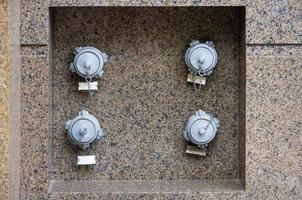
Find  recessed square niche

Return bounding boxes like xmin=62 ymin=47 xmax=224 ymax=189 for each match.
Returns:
xmin=48 ymin=6 xmax=246 ymax=193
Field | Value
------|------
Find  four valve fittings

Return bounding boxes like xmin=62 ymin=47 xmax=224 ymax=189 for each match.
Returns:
xmin=67 ymin=43 xmax=220 ymax=155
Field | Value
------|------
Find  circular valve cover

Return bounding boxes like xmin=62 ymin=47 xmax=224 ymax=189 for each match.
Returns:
xmin=70 ymin=119 xmax=97 ymax=143
xmin=184 ymin=110 xmax=219 ymax=147
xmin=65 ymin=110 xmax=104 ymax=149
xmin=71 ymin=46 xmax=107 ymax=79
xmin=185 ymin=41 xmax=218 ymax=76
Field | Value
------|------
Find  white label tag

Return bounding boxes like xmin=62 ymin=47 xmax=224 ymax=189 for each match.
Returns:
xmin=78 ymin=82 xmax=98 ymax=91
xmin=77 ymin=155 xmax=96 ymax=165
xmin=187 ymin=74 xmax=206 ymax=85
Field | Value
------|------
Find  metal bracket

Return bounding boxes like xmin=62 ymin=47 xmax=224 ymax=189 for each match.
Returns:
xmin=187 ymin=74 xmax=206 ymax=85
xmin=185 ymin=145 xmax=207 ymax=156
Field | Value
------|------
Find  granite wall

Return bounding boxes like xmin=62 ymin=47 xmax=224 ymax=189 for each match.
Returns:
xmin=3 ymin=0 xmax=302 ymax=199
xmin=51 ymin=6 xmax=242 ymax=182
xmin=0 ymin=0 xmax=10 ymax=199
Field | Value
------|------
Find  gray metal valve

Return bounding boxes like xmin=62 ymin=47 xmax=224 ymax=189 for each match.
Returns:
xmin=185 ymin=40 xmax=218 ymax=77
xmin=183 ymin=110 xmax=220 ymax=149
xmin=65 ymin=110 xmax=104 ymax=149
xmin=70 ymin=46 xmax=108 ymax=80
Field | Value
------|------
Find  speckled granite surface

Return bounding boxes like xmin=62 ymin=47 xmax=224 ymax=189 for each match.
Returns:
xmin=245 ymin=45 xmax=302 ymax=200
xmin=14 ymin=0 xmax=302 ymax=200
xmin=246 ymin=0 xmax=302 ymax=44
xmin=20 ymin=50 xmax=49 ymax=193
xmin=20 ymin=44 xmax=302 ymax=199
xmin=51 ymin=7 xmax=242 ymax=181
xmin=0 ymin=0 xmax=10 ymax=199
xmin=20 ymin=0 xmax=302 ymax=45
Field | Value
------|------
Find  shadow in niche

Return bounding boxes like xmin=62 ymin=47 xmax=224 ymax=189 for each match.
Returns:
xmin=48 ymin=6 xmax=246 ymax=193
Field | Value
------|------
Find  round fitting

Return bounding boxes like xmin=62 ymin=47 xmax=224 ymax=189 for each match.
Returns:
xmin=183 ymin=110 xmax=219 ymax=147
xmin=70 ymin=46 xmax=108 ymax=79
xmin=185 ymin=40 xmax=218 ymax=76
xmin=65 ymin=110 xmax=104 ymax=149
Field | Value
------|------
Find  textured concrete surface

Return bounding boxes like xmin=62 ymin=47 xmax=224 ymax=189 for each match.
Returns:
xmin=0 ymin=0 xmax=10 ymax=199
xmin=51 ymin=7 xmax=242 ymax=181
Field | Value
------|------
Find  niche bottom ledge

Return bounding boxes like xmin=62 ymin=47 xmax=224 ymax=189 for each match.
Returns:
xmin=48 ymin=179 xmax=244 ymax=193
